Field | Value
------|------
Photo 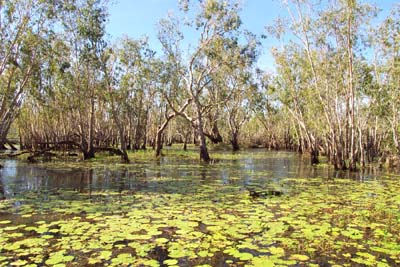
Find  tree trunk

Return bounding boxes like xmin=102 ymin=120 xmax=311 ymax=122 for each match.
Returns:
xmin=80 ymin=132 xmax=95 ymax=160
xmin=85 ymin=95 xmax=96 ymax=160
xmin=183 ymin=141 xmax=187 ymax=151
xmin=199 ymin=137 xmax=210 ymax=162
xmin=193 ymin=131 xmax=198 ymax=145
xmin=0 ymin=118 xmax=13 ymax=150
xmin=310 ymin=145 xmax=319 ymax=165
xmin=183 ymin=132 xmax=189 ymax=151
xmin=211 ymin=121 xmax=223 ymax=143
xmin=83 ymin=148 xmax=95 ymax=160
xmin=347 ymin=6 xmax=357 ymax=172
xmin=0 ymin=142 xmax=7 ymax=150
xmin=155 ymin=131 xmax=163 ymax=157
xmin=155 ymin=114 xmax=175 ymax=157
xmin=118 ymin=127 xmax=129 ymax=163
xmin=231 ymin=131 xmax=239 ymax=151
xmin=197 ymin=122 xmax=210 ymax=162
xmin=141 ymin=106 xmax=150 ymax=150
xmin=141 ymin=135 xmax=147 ymax=150
xmin=7 ymin=140 xmax=17 ymax=150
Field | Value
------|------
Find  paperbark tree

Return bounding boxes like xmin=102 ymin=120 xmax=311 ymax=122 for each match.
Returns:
xmin=0 ymin=0 xmax=52 ymax=149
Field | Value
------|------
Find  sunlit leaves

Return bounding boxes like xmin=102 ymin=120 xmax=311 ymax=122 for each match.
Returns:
xmin=0 ymin=156 xmax=400 ymax=266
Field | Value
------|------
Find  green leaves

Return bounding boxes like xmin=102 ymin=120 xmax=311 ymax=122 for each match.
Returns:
xmin=110 ymin=253 xmax=135 ymax=266
xmin=1 ymin=157 xmax=400 ymax=266
xmin=289 ymin=254 xmax=310 ymax=261
xmin=45 ymin=251 xmax=74 ymax=265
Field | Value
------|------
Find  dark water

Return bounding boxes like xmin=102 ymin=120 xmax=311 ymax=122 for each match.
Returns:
xmin=0 ymin=149 xmax=399 ymax=267
xmin=0 ymin=150 xmax=383 ymax=200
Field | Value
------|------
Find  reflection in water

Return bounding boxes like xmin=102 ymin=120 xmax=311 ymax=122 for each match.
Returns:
xmin=0 ymin=150 xmax=385 ymax=200
xmin=0 ymin=178 xmax=4 ymax=200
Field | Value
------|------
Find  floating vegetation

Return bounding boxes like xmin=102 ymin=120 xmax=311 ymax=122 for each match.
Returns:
xmin=0 ymin=152 xmax=399 ymax=266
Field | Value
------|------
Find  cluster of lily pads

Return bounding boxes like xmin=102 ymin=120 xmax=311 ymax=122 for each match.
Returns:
xmin=0 ymin=160 xmax=399 ymax=266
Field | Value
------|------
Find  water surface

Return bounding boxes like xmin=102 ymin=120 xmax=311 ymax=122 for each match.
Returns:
xmin=0 ymin=150 xmax=398 ymax=266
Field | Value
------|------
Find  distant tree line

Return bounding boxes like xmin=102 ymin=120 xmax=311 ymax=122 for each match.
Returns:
xmin=1 ymin=0 xmax=399 ymax=170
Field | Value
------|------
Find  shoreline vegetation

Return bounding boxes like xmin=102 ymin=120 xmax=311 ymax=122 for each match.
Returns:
xmin=0 ymin=143 xmax=399 ymax=172
xmin=0 ymin=0 xmax=400 ymax=172
xmin=1 ymin=0 xmax=400 ymax=266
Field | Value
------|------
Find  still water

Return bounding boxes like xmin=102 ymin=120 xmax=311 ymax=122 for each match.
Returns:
xmin=0 ymin=150 xmax=382 ymax=199
xmin=0 ymin=149 xmax=398 ymax=267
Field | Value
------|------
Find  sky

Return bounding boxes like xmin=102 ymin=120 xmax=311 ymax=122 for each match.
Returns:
xmin=106 ymin=0 xmax=399 ymax=71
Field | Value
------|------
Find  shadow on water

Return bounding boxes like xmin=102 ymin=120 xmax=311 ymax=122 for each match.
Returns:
xmin=0 ymin=150 xmax=385 ymax=200
xmin=0 ymin=149 xmax=399 ymax=267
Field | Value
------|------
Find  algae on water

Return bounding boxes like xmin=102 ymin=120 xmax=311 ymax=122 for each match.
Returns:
xmin=0 ymin=151 xmax=399 ymax=266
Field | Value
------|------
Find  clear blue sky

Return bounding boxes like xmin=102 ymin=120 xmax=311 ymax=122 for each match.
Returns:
xmin=106 ymin=0 xmax=399 ymax=71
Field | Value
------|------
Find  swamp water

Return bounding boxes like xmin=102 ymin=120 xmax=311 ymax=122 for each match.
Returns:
xmin=0 ymin=150 xmax=399 ymax=266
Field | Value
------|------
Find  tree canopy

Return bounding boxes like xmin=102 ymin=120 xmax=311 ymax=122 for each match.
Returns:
xmin=1 ymin=0 xmax=400 ymax=169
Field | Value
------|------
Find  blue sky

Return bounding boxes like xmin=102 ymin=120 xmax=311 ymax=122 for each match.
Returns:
xmin=106 ymin=0 xmax=399 ymax=71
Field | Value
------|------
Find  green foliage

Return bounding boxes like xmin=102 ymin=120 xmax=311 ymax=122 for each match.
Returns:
xmin=0 ymin=151 xmax=400 ymax=266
